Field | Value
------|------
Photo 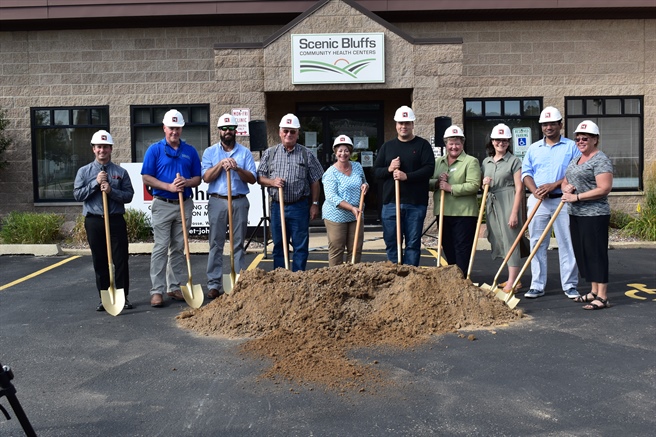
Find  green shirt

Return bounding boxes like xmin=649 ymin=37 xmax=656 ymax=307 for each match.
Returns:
xmin=429 ymin=151 xmax=481 ymax=216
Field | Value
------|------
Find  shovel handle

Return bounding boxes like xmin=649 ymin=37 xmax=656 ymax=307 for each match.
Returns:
xmin=395 ymin=179 xmax=402 ymax=264
xmin=467 ymin=183 xmax=489 ymax=280
xmin=436 ymin=189 xmax=445 ymax=266
xmin=227 ymin=169 xmax=236 ymax=277
xmin=511 ymin=200 xmax=565 ymax=292
xmin=491 ymin=197 xmax=542 ymax=289
xmin=177 ymin=174 xmax=194 ymax=283
xmin=351 ymin=188 xmax=366 ymax=264
xmin=278 ymin=186 xmax=290 ymax=270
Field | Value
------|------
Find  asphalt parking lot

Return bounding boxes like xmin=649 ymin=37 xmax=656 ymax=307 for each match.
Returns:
xmin=1 ymin=247 xmax=655 ymax=436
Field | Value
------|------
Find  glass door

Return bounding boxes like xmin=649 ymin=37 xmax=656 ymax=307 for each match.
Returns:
xmin=298 ymin=102 xmax=384 ymax=225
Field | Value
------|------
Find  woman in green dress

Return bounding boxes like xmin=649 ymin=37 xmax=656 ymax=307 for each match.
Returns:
xmin=481 ymin=124 xmax=528 ymax=293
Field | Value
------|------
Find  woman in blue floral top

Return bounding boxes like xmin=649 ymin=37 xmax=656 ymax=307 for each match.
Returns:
xmin=322 ymin=135 xmax=369 ymax=266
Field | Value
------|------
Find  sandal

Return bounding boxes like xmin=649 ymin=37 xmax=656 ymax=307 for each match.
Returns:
xmin=574 ymin=292 xmax=597 ymax=303
xmin=583 ymin=297 xmax=610 ymax=310
xmin=499 ymin=281 xmax=522 ymax=289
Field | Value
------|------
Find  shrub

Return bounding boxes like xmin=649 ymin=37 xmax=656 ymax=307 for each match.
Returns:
xmin=609 ymin=209 xmax=634 ymax=229
xmin=69 ymin=209 xmax=152 ymax=244
xmin=0 ymin=211 xmax=64 ymax=244
xmin=623 ymin=163 xmax=656 ymax=241
xmin=124 ymin=208 xmax=152 ymax=243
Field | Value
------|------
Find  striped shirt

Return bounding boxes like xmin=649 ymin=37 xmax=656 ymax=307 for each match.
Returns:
xmin=257 ymin=143 xmax=324 ymax=203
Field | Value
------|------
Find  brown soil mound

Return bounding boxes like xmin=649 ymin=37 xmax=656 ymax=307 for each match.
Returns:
xmin=177 ymin=262 xmax=522 ymax=390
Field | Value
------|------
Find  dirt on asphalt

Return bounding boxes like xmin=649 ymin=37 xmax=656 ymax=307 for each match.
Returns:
xmin=177 ymin=262 xmax=523 ymax=391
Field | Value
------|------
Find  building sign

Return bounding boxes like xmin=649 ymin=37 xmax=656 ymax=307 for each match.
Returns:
xmin=291 ymin=33 xmax=385 ymax=84
xmin=232 ymin=108 xmax=250 ymax=136
xmin=512 ymin=127 xmax=532 ymax=159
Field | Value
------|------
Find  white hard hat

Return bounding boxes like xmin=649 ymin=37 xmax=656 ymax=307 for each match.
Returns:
xmin=574 ymin=120 xmax=600 ymax=136
xmin=91 ymin=130 xmax=113 ymax=145
xmin=279 ymin=113 xmax=301 ymax=129
xmin=490 ymin=123 xmax=512 ymax=139
xmin=332 ymin=135 xmax=354 ymax=150
xmin=163 ymin=109 xmax=185 ymax=127
xmin=443 ymin=125 xmax=465 ymax=139
xmin=538 ymin=106 xmax=563 ymax=123
xmin=394 ymin=105 xmax=416 ymax=122
xmin=217 ymin=113 xmax=237 ymax=128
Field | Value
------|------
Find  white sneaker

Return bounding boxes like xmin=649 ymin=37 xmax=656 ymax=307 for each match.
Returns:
xmin=564 ymin=288 xmax=580 ymax=299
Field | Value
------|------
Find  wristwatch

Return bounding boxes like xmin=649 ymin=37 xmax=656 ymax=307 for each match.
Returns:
xmin=312 ymin=201 xmax=318 ymax=205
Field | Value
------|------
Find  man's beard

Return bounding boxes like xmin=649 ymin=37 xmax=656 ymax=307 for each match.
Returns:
xmin=221 ymin=133 xmax=236 ymax=147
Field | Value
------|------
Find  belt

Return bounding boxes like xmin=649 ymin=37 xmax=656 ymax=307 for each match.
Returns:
xmin=86 ymin=213 xmax=122 ymax=219
xmin=547 ymin=193 xmax=563 ymax=199
xmin=154 ymin=196 xmax=190 ymax=204
xmin=209 ymin=193 xmax=246 ymax=199
xmin=275 ymin=196 xmax=308 ymax=205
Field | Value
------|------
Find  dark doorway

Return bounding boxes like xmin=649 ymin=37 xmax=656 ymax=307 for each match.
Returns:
xmin=297 ymin=102 xmax=384 ymax=225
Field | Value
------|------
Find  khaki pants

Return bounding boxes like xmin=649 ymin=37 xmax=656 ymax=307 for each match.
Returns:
xmin=324 ymin=219 xmax=363 ymax=267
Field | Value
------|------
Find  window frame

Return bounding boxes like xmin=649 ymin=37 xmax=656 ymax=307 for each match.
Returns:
xmin=130 ymin=104 xmax=211 ymax=163
xmin=564 ymin=95 xmax=644 ymax=191
xmin=30 ymin=105 xmax=110 ymax=203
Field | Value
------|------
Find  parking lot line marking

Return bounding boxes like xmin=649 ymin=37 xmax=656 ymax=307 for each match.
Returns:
xmin=247 ymin=253 xmax=265 ymax=271
xmin=0 ymin=255 xmax=81 ymax=291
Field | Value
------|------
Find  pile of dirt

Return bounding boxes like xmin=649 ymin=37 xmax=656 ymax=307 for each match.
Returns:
xmin=177 ymin=262 xmax=522 ymax=390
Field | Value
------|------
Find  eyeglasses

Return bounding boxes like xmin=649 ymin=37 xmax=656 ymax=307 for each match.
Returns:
xmin=282 ymin=129 xmax=298 ymax=135
xmin=94 ymin=145 xmax=111 ymax=149
xmin=493 ymin=139 xmax=510 ymax=143
xmin=219 ymin=126 xmax=236 ymax=132
xmin=164 ymin=145 xmax=181 ymax=158
xmin=575 ymin=137 xmax=590 ymax=143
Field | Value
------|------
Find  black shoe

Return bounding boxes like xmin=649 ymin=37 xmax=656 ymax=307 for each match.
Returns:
xmin=124 ymin=299 xmax=133 ymax=310
xmin=96 ymin=301 xmax=105 ymax=312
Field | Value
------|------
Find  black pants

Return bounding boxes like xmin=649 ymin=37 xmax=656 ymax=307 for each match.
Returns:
xmin=85 ymin=215 xmax=130 ymax=297
xmin=570 ymin=214 xmax=610 ymax=283
xmin=441 ymin=215 xmax=477 ymax=276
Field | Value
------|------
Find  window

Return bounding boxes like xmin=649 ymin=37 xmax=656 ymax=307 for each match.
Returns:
xmin=131 ymin=105 xmax=210 ymax=162
xmin=565 ymin=96 xmax=643 ymax=190
xmin=463 ymin=98 xmax=543 ymax=164
xmin=31 ymin=106 xmax=109 ymax=202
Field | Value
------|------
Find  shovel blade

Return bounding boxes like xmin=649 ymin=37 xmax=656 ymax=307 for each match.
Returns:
xmin=181 ymin=282 xmax=204 ymax=309
xmin=222 ymin=272 xmax=240 ymax=295
xmin=479 ymin=283 xmax=493 ymax=291
xmin=505 ymin=293 xmax=521 ymax=309
xmin=100 ymin=287 xmax=125 ymax=317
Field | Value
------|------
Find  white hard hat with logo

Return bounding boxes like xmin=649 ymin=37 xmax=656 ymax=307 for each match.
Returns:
xmin=574 ymin=120 xmax=600 ymax=136
xmin=443 ymin=125 xmax=465 ymax=139
xmin=163 ymin=109 xmax=185 ymax=127
xmin=217 ymin=113 xmax=237 ymax=128
xmin=91 ymin=130 xmax=113 ymax=145
xmin=332 ymin=135 xmax=354 ymax=151
xmin=490 ymin=123 xmax=512 ymax=139
xmin=538 ymin=106 xmax=563 ymax=123
xmin=279 ymin=113 xmax=301 ymax=129
xmin=394 ymin=105 xmax=416 ymax=122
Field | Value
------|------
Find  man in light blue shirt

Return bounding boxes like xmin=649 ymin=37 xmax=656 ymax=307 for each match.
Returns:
xmin=201 ymin=113 xmax=256 ymax=299
xmin=521 ymin=106 xmax=581 ymax=299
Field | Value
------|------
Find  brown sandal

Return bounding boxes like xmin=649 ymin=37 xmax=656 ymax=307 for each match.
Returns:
xmin=574 ymin=292 xmax=597 ymax=303
xmin=583 ymin=296 xmax=610 ymax=310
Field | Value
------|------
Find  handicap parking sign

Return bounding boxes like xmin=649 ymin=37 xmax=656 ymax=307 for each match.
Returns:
xmin=512 ymin=127 xmax=532 ymax=159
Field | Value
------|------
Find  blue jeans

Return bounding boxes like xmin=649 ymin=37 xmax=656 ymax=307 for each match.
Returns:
xmin=271 ymin=200 xmax=310 ymax=271
xmin=381 ymin=203 xmax=427 ymax=266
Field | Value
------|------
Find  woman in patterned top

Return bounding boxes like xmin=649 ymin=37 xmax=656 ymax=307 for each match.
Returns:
xmin=322 ymin=135 xmax=369 ymax=266
xmin=562 ymin=120 xmax=614 ymax=310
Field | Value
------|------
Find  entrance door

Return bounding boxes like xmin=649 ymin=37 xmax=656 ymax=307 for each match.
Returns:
xmin=297 ymin=102 xmax=384 ymax=225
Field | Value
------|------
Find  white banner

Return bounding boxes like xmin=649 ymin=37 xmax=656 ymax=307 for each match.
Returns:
xmin=292 ymin=33 xmax=385 ymax=84
xmin=121 ymin=162 xmax=268 ymax=236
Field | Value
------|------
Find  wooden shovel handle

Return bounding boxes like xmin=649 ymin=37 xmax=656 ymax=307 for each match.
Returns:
xmin=278 ymin=186 xmax=289 ymax=270
xmin=176 ymin=174 xmax=193 ymax=278
xmin=511 ymin=200 xmax=565 ymax=292
xmin=436 ymin=189 xmax=445 ymax=266
xmin=101 ymin=191 xmax=115 ymax=286
xmin=491 ymin=197 xmax=543 ymax=288
xmin=395 ymin=179 xmax=402 ymax=264
xmin=227 ymin=169 xmax=235 ymax=277
xmin=351 ymin=188 xmax=366 ymax=264
xmin=467 ymin=183 xmax=489 ymax=279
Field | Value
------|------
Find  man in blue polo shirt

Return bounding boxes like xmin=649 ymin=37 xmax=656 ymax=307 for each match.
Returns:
xmin=141 ymin=109 xmax=202 ymax=307
xmin=201 ymin=113 xmax=256 ymax=299
xmin=521 ymin=106 xmax=581 ymax=299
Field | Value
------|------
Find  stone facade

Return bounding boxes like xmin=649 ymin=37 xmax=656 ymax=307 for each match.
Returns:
xmin=0 ymin=0 xmax=653 ymax=221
